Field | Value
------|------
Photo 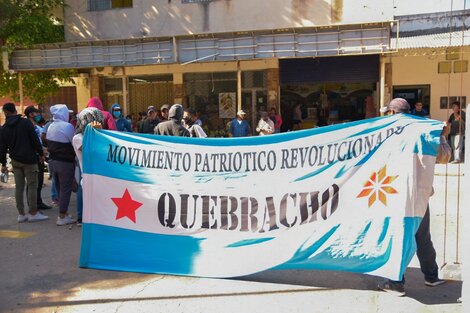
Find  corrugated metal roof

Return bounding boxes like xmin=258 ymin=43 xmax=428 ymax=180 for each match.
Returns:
xmin=392 ymin=29 xmax=470 ymax=49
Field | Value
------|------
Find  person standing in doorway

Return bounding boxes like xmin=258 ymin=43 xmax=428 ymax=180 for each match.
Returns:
xmin=411 ymin=102 xmax=429 ymax=118
xmin=292 ymin=102 xmax=303 ymax=131
xmin=0 ymin=103 xmax=49 ymax=223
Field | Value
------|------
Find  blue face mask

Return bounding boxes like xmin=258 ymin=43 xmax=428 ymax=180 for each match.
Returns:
xmin=34 ymin=115 xmax=42 ymax=123
xmin=113 ymin=111 xmax=121 ymax=118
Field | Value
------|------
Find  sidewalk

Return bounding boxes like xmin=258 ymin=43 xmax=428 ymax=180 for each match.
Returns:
xmin=0 ymin=166 xmax=464 ymax=313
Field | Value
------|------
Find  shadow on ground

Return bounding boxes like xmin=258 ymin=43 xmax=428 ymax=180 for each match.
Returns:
xmin=238 ymin=268 xmax=462 ymax=305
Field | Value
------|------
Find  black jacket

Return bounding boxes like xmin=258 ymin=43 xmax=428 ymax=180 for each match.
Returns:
xmin=0 ymin=115 xmax=43 ymax=166
xmin=154 ymin=105 xmax=190 ymax=137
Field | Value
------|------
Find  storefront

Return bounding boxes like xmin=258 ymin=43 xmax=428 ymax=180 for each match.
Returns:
xmin=279 ymin=55 xmax=380 ymax=131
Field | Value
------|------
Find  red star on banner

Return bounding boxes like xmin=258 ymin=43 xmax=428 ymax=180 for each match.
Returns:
xmin=111 ymin=189 xmax=143 ymax=223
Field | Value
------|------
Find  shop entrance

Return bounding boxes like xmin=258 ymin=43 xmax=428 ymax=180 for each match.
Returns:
xmin=242 ymin=88 xmax=267 ymax=134
xmin=393 ymin=85 xmax=430 ymax=113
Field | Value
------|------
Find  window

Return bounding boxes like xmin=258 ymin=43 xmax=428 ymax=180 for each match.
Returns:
xmin=88 ymin=0 xmax=132 ymax=11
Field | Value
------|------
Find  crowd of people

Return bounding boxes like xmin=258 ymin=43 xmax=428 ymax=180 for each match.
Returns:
xmin=0 ymin=99 xmax=284 ymax=226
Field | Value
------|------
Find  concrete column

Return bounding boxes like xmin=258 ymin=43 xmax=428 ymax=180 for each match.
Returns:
xmin=379 ymin=55 xmax=386 ymax=115
xmin=122 ymin=76 xmax=128 ymax=116
xmin=237 ymin=61 xmax=242 ymax=112
xmin=266 ymin=68 xmax=280 ymax=112
xmin=90 ymin=75 xmax=101 ymax=98
xmin=173 ymin=72 xmax=184 ymax=104
xmin=75 ymin=75 xmax=91 ymax=112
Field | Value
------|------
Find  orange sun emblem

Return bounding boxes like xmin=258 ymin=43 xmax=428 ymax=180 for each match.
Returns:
xmin=357 ymin=165 xmax=398 ymax=207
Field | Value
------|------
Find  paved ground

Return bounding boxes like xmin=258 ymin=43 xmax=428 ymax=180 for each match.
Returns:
xmin=0 ymin=164 xmax=465 ymax=313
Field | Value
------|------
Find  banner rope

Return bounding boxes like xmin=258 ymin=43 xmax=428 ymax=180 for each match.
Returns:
xmin=441 ymin=0 xmax=455 ymax=270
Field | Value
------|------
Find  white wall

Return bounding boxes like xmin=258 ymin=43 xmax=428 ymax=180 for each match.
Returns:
xmin=390 ymin=48 xmax=470 ymax=122
xmin=392 ymin=0 xmax=468 ymax=16
xmin=64 ymin=0 xmax=397 ymax=42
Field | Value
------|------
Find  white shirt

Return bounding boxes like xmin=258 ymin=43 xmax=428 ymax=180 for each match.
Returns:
xmin=256 ymin=118 xmax=275 ymax=136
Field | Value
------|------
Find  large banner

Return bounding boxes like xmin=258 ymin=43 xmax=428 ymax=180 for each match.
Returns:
xmin=80 ymin=114 xmax=443 ymax=280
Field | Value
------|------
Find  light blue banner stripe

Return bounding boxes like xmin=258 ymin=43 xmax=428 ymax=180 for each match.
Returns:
xmin=80 ymin=217 xmax=422 ymax=278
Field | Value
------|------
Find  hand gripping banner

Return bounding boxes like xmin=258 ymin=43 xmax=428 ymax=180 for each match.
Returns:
xmin=80 ymin=114 xmax=443 ymax=280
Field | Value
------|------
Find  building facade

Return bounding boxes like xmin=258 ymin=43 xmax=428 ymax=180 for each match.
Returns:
xmin=3 ymin=0 xmax=469 ymax=130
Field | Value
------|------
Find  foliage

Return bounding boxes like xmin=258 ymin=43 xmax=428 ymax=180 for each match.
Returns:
xmin=0 ymin=0 xmax=75 ymax=103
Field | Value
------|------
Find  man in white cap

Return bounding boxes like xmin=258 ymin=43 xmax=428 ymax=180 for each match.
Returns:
xmin=229 ymin=110 xmax=251 ymax=137
xmin=378 ymin=98 xmax=447 ymax=296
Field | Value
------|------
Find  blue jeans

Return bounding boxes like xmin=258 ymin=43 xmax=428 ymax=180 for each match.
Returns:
xmin=51 ymin=177 xmax=58 ymax=201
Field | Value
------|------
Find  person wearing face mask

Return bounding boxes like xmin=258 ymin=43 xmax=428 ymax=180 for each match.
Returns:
xmin=1 ymin=103 xmax=48 ymax=222
xmin=24 ymin=106 xmax=52 ymax=211
xmin=109 ymin=103 xmax=132 ymax=132
xmin=183 ymin=108 xmax=207 ymax=138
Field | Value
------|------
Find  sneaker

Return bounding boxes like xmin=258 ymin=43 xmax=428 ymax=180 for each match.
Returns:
xmin=52 ymin=200 xmax=59 ymax=206
xmin=17 ymin=214 xmax=28 ymax=223
xmin=56 ymin=215 xmax=76 ymax=226
xmin=76 ymin=218 xmax=82 ymax=227
xmin=378 ymin=281 xmax=406 ymax=297
xmin=425 ymin=278 xmax=446 ymax=287
xmin=27 ymin=212 xmax=49 ymax=222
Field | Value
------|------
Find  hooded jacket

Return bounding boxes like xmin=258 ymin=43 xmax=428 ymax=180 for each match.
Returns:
xmin=46 ymin=104 xmax=76 ymax=163
xmin=154 ymin=104 xmax=190 ymax=137
xmin=87 ymin=97 xmax=117 ymax=131
xmin=0 ymin=114 xmax=43 ymax=166
xmin=109 ymin=103 xmax=132 ymax=132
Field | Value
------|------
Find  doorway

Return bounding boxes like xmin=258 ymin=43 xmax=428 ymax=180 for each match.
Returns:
xmin=242 ymin=88 xmax=267 ymax=134
xmin=393 ymin=85 xmax=430 ymax=113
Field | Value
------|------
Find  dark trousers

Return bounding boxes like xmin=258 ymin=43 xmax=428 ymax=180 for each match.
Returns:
xmin=415 ymin=206 xmax=439 ymax=280
xmin=392 ymin=206 xmax=438 ymax=285
xmin=50 ymin=159 xmax=75 ymax=215
xmin=26 ymin=160 xmax=45 ymax=206
xmin=37 ymin=160 xmax=45 ymax=204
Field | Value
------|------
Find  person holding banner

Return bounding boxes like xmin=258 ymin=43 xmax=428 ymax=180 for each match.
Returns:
xmin=72 ymin=107 xmax=105 ymax=226
xmin=378 ymin=98 xmax=448 ymax=296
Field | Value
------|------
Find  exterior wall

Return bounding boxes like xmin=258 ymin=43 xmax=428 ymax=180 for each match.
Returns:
xmin=64 ymin=0 xmax=396 ymax=42
xmin=389 ymin=47 xmax=470 ymax=121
